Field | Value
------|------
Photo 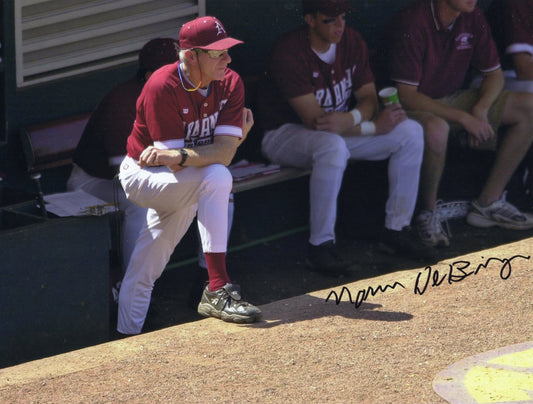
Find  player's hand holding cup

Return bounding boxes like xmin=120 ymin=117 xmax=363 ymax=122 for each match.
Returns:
xmin=374 ymin=103 xmax=406 ymax=135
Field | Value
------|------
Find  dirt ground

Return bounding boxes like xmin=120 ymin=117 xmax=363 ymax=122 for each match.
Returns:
xmin=0 ymin=223 xmax=531 ymax=403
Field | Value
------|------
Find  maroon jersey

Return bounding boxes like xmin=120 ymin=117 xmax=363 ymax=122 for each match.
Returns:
xmin=259 ymin=25 xmax=374 ymax=131
xmin=388 ymin=0 xmax=500 ymax=99
xmin=73 ymin=76 xmax=143 ymax=179
xmin=504 ymin=0 xmax=533 ymax=56
xmin=126 ymin=62 xmax=244 ymax=160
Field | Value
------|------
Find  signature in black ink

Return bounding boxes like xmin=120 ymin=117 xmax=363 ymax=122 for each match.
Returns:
xmin=324 ymin=254 xmax=530 ymax=309
xmin=326 ymin=282 xmax=406 ymax=308
xmin=414 ymin=254 xmax=530 ymax=295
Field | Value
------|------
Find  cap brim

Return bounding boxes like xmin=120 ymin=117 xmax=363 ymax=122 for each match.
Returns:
xmin=196 ymin=37 xmax=243 ymax=51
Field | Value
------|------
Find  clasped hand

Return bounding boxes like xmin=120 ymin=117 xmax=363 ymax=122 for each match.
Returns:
xmin=138 ymin=146 xmax=179 ymax=169
xmin=462 ymin=106 xmax=495 ymax=148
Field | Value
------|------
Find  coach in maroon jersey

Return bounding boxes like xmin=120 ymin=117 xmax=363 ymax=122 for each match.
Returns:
xmin=387 ymin=0 xmax=533 ymax=246
xmin=117 ymin=16 xmax=260 ymax=335
xmin=68 ymin=37 xmax=236 ymax=303
xmin=259 ymin=0 xmax=429 ymax=275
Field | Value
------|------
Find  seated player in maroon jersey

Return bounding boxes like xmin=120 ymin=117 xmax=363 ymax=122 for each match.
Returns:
xmin=386 ymin=0 xmax=533 ymax=247
xmin=258 ymin=0 xmax=430 ymax=275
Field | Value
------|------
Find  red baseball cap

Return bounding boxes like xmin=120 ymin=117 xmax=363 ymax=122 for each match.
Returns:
xmin=302 ymin=0 xmax=352 ymax=17
xmin=178 ymin=16 xmax=243 ymax=50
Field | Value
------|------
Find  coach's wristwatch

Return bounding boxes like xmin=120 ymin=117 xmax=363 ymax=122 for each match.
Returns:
xmin=178 ymin=148 xmax=188 ymax=167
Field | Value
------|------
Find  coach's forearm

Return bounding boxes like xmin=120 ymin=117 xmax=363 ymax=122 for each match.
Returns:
xmin=183 ymin=135 xmax=240 ymax=167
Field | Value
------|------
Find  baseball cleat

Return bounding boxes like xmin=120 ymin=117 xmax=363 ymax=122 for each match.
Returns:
xmin=198 ymin=283 xmax=262 ymax=323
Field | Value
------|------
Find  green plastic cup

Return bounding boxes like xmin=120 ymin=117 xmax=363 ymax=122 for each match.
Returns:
xmin=378 ymin=87 xmax=399 ymax=105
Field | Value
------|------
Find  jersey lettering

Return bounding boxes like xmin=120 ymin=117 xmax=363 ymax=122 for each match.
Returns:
xmin=316 ymin=89 xmax=325 ymax=105
xmin=200 ymin=116 xmax=212 ymax=138
xmin=334 ymin=84 xmax=343 ymax=107
xmin=322 ymin=90 xmax=333 ymax=110
xmin=315 ymin=68 xmax=354 ymax=112
xmin=187 ymin=120 xmax=200 ymax=138
xmin=184 ymin=111 xmax=221 ymax=146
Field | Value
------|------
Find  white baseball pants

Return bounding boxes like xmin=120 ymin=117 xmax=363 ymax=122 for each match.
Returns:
xmin=262 ymin=119 xmax=424 ymax=246
xmin=117 ymin=156 xmax=232 ymax=334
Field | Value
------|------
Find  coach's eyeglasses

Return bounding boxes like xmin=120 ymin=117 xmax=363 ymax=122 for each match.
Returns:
xmin=194 ymin=49 xmax=229 ymax=59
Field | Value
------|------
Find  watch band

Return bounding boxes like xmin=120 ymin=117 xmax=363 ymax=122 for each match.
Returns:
xmin=178 ymin=148 xmax=188 ymax=167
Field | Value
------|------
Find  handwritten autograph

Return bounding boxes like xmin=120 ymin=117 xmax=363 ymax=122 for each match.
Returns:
xmin=326 ymin=254 xmax=530 ymax=308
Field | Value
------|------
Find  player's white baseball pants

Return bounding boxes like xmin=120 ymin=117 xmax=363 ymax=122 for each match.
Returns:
xmin=117 ymin=156 xmax=232 ymax=334
xmin=262 ymin=119 xmax=424 ymax=246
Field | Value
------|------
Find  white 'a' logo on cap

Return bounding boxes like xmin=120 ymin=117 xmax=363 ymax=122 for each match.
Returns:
xmin=214 ymin=21 xmax=226 ymax=36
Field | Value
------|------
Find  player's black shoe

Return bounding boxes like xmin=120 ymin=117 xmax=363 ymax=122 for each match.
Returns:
xmin=378 ymin=226 xmax=436 ymax=261
xmin=306 ymin=240 xmax=352 ymax=276
xmin=198 ymin=283 xmax=262 ymax=323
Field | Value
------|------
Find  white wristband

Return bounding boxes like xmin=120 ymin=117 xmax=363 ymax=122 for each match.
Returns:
xmin=349 ymin=108 xmax=362 ymax=126
xmin=360 ymin=121 xmax=376 ymax=136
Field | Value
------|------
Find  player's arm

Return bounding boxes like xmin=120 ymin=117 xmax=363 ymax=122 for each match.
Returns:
xmin=140 ymin=136 xmax=239 ymax=171
xmin=474 ymin=68 xmax=504 ymax=114
xmin=182 ymin=107 xmax=254 ymax=168
xmin=347 ymin=82 xmax=407 ymax=136
xmin=351 ymin=82 xmax=379 ymax=120
xmin=288 ymin=85 xmax=373 ymax=136
xmin=397 ymin=82 xmax=494 ymax=147
xmin=397 ymin=82 xmax=462 ymax=122
xmin=512 ymin=52 xmax=533 ymax=80
xmin=180 ymin=135 xmax=241 ymax=167
xmin=288 ymin=93 xmax=330 ymax=129
xmin=140 ymin=108 xmax=253 ymax=171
